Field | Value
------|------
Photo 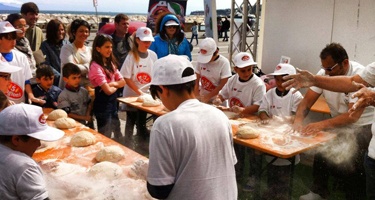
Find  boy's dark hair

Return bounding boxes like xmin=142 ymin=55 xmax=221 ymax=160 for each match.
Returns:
xmin=62 ymin=63 xmax=81 ymax=78
xmin=114 ymin=13 xmax=129 ymax=23
xmin=0 ymin=90 xmax=9 ymax=112
xmin=0 ymin=135 xmax=30 ymax=144
xmin=20 ymin=2 xmax=39 ymax=14
xmin=5 ymin=13 xmax=23 ymax=25
xmin=36 ymin=64 xmax=54 ymax=79
xmin=320 ymin=43 xmax=349 ymax=65
xmin=150 ymin=67 xmax=196 ymax=99
xmin=46 ymin=19 xmax=65 ymax=44
xmin=0 ymin=32 xmax=16 ymax=40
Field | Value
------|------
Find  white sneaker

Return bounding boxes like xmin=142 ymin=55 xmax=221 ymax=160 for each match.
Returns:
xmin=299 ymin=191 xmax=326 ymax=200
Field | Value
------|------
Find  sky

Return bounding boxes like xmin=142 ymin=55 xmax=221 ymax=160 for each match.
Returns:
xmin=0 ymin=0 xmax=257 ymax=14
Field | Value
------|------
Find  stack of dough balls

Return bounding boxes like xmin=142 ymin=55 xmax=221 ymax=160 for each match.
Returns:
xmin=137 ymin=94 xmax=161 ymax=107
xmin=54 ymin=117 xmax=76 ymax=129
xmin=70 ymin=131 xmax=96 ymax=147
xmin=47 ymin=109 xmax=67 ymax=120
xmin=89 ymin=161 xmax=123 ymax=180
xmin=236 ymin=125 xmax=260 ymax=139
xmin=95 ymin=145 xmax=125 ymax=163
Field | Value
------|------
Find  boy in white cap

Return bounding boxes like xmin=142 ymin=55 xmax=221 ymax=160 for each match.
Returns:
xmin=195 ymin=37 xmax=232 ymax=103
xmin=146 ymin=55 xmax=237 ymax=199
xmin=0 ymin=21 xmax=35 ymax=104
xmin=0 ymin=59 xmax=21 ymax=94
xmin=0 ymin=104 xmax=64 ymax=199
xmin=257 ymin=63 xmax=303 ymax=199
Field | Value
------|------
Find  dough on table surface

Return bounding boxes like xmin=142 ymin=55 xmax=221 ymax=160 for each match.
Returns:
xmin=89 ymin=161 xmax=123 ymax=180
xmin=142 ymin=97 xmax=161 ymax=107
xmin=54 ymin=117 xmax=76 ymax=129
xmin=70 ymin=131 xmax=96 ymax=147
xmin=136 ymin=94 xmax=153 ymax=102
xmin=272 ymin=135 xmax=290 ymax=146
xmin=95 ymin=145 xmax=125 ymax=162
xmin=48 ymin=109 xmax=68 ymax=121
xmin=236 ymin=125 xmax=260 ymax=139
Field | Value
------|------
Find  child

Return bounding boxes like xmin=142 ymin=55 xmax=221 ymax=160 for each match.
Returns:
xmin=213 ymin=52 xmax=266 ymax=191
xmin=32 ymin=64 xmax=62 ymax=108
xmin=195 ymin=37 xmax=232 ymax=103
xmin=258 ymin=63 xmax=303 ymax=199
xmin=120 ymin=27 xmax=157 ymax=138
xmin=58 ymin=63 xmax=92 ymax=126
xmin=88 ymin=34 xmax=125 ymax=138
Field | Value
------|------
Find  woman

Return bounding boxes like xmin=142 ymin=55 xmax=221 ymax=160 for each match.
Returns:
xmin=59 ymin=19 xmax=92 ymax=89
xmin=40 ymin=19 xmax=68 ymax=86
xmin=149 ymin=13 xmax=191 ymax=61
xmin=5 ymin=13 xmax=36 ymax=84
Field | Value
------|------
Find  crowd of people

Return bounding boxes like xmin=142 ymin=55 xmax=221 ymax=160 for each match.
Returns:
xmin=1 ymin=1 xmax=375 ymax=200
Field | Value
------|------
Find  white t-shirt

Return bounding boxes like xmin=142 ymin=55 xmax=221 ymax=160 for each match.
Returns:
xmin=0 ymin=144 xmax=48 ymax=200
xmin=147 ymin=99 xmax=238 ymax=200
xmin=120 ymin=50 xmax=157 ymax=97
xmin=195 ymin=55 xmax=232 ymax=96
xmin=220 ymin=74 xmax=266 ymax=107
xmin=311 ymin=61 xmax=374 ymax=126
xmin=6 ymin=50 xmax=33 ymax=104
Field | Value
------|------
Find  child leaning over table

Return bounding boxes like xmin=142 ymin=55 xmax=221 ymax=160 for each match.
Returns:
xmin=58 ymin=63 xmax=93 ymax=127
xmin=257 ymin=63 xmax=303 ymax=199
xmin=32 ymin=64 xmax=62 ymax=109
xmin=213 ymin=52 xmax=266 ymax=190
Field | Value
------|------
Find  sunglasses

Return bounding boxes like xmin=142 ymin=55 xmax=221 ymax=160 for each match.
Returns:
xmin=321 ymin=63 xmax=338 ymax=72
xmin=165 ymin=26 xmax=179 ymax=29
xmin=0 ymin=73 xmax=11 ymax=80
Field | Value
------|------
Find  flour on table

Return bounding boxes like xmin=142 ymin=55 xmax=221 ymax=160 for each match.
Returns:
xmin=89 ymin=161 xmax=123 ymax=180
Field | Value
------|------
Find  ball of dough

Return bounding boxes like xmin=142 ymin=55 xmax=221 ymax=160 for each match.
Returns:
xmin=48 ymin=109 xmax=68 ymax=121
xmin=136 ymin=94 xmax=153 ymax=102
xmin=236 ymin=125 xmax=260 ymax=139
xmin=89 ymin=161 xmax=123 ymax=180
xmin=70 ymin=131 xmax=96 ymax=147
xmin=142 ymin=98 xmax=161 ymax=107
xmin=54 ymin=117 xmax=76 ymax=129
xmin=95 ymin=145 xmax=125 ymax=162
xmin=272 ymin=135 xmax=290 ymax=146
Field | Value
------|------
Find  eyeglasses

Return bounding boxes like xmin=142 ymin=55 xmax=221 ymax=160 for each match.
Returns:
xmin=15 ymin=24 xmax=29 ymax=29
xmin=0 ymin=73 xmax=11 ymax=80
xmin=321 ymin=63 xmax=338 ymax=72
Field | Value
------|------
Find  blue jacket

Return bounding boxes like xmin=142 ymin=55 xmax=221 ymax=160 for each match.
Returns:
xmin=149 ymin=36 xmax=192 ymax=61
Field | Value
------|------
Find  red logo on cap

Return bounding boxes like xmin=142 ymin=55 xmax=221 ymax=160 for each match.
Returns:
xmin=199 ymin=49 xmax=208 ymax=55
xmin=5 ymin=22 xmax=12 ymax=27
xmin=241 ymin=55 xmax=250 ymax=61
xmin=39 ymin=114 xmax=47 ymax=125
xmin=144 ymin=29 xmax=150 ymax=35
xmin=275 ymin=65 xmax=282 ymax=70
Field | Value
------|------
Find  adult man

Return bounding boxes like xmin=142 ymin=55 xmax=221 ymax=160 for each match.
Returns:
xmin=288 ymin=43 xmax=373 ymax=199
xmin=111 ymin=13 xmax=131 ymax=69
xmin=0 ymin=60 xmax=21 ymax=93
xmin=0 ymin=21 xmax=36 ymax=104
xmin=147 ymin=55 xmax=237 ymax=199
xmin=21 ymin=2 xmax=44 ymax=52
xmin=0 ymin=104 xmax=64 ymax=199
xmin=221 ymin=17 xmax=230 ymax=41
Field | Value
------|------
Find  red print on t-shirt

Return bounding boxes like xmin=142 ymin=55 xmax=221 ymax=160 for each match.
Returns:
xmin=136 ymin=72 xmax=151 ymax=84
xmin=229 ymin=97 xmax=244 ymax=107
xmin=201 ymin=76 xmax=216 ymax=92
xmin=6 ymin=82 xmax=22 ymax=99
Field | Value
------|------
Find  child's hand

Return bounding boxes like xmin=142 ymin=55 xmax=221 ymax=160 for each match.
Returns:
xmin=212 ymin=97 xmax=222 ymax=106
xmin=32 ymin=98 xmax=46 ymax=105
xmin=230 ymin=105 xmax=244 ymax=114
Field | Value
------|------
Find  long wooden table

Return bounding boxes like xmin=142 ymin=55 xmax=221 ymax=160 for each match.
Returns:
xmin=310 ymin=96 xmax=331 ymax=114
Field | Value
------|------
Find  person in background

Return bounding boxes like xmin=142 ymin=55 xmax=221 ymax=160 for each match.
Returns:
xmin=0 ymin=21 xmax=36 ymax=104
xmin=292 ymin=43 xmax=373 ymax=200
xmin=0 ymin=60 xmax=21 ymax=94
xmin=189 ymin=21 xmax=198 ymax=46
xmin=41 ymin=19 xmax=68 ymax=86
xmin=0 ymin=104 xmax=64 ymax=200
xmin=6 ymin=13 xmax=37 ymax=86
xmin=89 ymin=34 xmax=125 ymax=138
xmin=59 ymin=19 xmax=92 ymax=89
xmin=147 ymin=55 xmax=237 ymax=199
xmin=221 ymin=17 xmax=230 ymax=42
xmin=58 ymin=63 xmax=93 ymax=127
xmin=213 ymin=52 xmax=266 ymax=192
xmin=112 ymin=13 xmax=132 ymax=69
xmin=194 ymin=37 xmax=231 ymax=103
xmin=20 ymin=2 xmax=44 ymax=52
xmin=32 ymin=64 xmax=62 ymax=109
xmin=120 ymin=27 xmax=157 ymax=139
xmin=150 ymin=13 xmax=191 ymax=61
xmin=257 ymin=63 xmax=303 ymax=199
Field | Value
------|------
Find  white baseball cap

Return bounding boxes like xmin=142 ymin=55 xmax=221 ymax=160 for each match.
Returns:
xmin=0 ymin=59 xmax=21 ymax=74
xmin=0 ymin=104 xmax=64 ymax=141
xmin=197 ymin=37 xmax=217 ymax=64
xmin=233 ymin=52 xmax=257 ymax=68
xmin=136 ymin=27 xmax=154 ymax=42
xmin=164 ymin=20 xmax=179 ymax=26
xmin=151 ymin=54 xmax=196 ymax=85
xmin=268 ymin=63 xmax=296 ymax=76
xmin=0 ymin=21 xmax=22 ymax=34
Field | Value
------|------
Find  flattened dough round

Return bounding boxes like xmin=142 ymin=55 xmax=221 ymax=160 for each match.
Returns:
xmin=89 ymin=161 xmax=122 ymax=180
xmin=236 ymin=125 xmax=260 ymax=139
xmin=272 ymin=135 xmax=290 ymax=146
xmin=142 ymin=97 xmax=161 ymax=107
xmin=54 ymin=117 xmax=76 ymax=129
xmin=48 ymin=109 xmax=68 ymax=121
xmin=70 ymin=131 xmax=96 ymax=147
xmin=95 ymin=145 xmax=125 ymax=162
